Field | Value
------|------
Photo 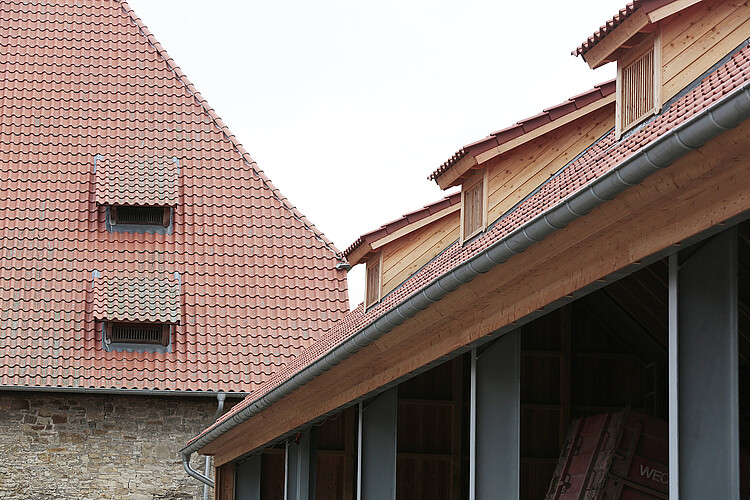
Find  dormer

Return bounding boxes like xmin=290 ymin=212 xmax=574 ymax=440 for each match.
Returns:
xmin=95 ymin=155 xmax=179 ymax=233
xmin=345 ymin=193 xmax=462 ymax=307
xmin=93 ymin=272 xmax=181 ymax=353
xmin=574 ymin=0 xmax=748 ymax=136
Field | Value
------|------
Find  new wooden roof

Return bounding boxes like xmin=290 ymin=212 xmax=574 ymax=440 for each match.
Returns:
xmin=191 ymin=37 xmax=750 ymax=447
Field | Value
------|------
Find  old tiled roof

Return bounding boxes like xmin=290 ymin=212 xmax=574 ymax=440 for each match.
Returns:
xmin=193 ymin=38 xmax=750 ymax=443
xmin=95 ymin=156 xmax=179 ymax=207
xmin=429 ymin=80 xmax=616 ymax=183
xmin=343 ymin=192 xmax=461 ymax=260
xmin=93 ymin=272 xmax=181 ymax=324
xmin=0 ymin=0 xmax=348 ymax=392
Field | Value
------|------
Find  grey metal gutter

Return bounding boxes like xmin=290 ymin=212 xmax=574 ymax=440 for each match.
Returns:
xmin=0 ymin=385 xmax=246 ymax=398
xmin=181 ymin=79 xmax=750 ymax=461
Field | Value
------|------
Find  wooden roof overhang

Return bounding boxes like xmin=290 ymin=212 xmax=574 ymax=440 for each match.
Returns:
xmin=431 ymin=83 xmax=616 ymax=190
xmin=575 ymin=0 xmax=705 ymax=69
xmin=193 ymin=111 xmax=750 ymax=466
xmin=344 ymin=192 xmax=461 ymax=265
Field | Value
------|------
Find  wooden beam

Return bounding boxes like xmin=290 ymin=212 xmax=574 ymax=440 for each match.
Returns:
xmin=346 ymin=241 xmax=372 ymax=267
xmin=647 ymin=0 xmax=704 ymax=23
xmin=583 ymin=8 xmax=651 ymax=69
xmin=203 ymin=120 xmax=750 ymax=465
xmin=437 ymin=154 xmax=478 ymax=191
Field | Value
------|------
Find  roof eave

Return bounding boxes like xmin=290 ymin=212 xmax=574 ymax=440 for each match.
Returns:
xmin=183 ymin=79 xmax=750 ymax=459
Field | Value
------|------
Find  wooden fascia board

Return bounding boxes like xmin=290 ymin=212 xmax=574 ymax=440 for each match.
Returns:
xmin=437 ymin=154 xmax=478 ymax=191
xmin=473 ymin=95 xmax=616 ymax=166
xmin=202 ymin=120 xmax=750 ymax=464
xmin=583 ymin=8 xmax=651 ymax=69
xmin=369 ymin=204 xmax=461 ymax=251
xmin=347 ymin=241 xmax=373 ymax=267
xmin=646 ymin=0 xmax=704 ymax=23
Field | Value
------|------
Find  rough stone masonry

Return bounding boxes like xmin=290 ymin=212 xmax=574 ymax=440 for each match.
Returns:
xmin=0 ymin=391 xmax=226 ymax=499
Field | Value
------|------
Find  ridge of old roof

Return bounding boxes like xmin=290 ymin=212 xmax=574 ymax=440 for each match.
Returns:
xmin=119 ymin=0 xmax=343 ymax=259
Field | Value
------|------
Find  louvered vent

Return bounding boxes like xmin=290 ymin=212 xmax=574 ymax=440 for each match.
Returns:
xmin=463 ymin=178 xmax=484 ymax=240
xmin=115 ymin=206 xmax=168 ymax=225
xmin=621 ymin=47 xmax=655 ymax=132
xmin=108 ymin=322 xmax=169 ymax=345
xmin=366 ymin=257 xmax=381 ymax=308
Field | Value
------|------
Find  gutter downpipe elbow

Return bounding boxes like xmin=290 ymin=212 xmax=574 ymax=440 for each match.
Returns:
xmin=203 ymin=393 xmax=227 ymax=500
xmin=183 ymin=392 xmax=226 ymax=491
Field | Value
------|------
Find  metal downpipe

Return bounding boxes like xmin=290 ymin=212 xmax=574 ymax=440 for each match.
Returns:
xmin=203 ymin=393 xmax=226 ymax=499
xmin=183 ymin=392 xmax=226 ymax=490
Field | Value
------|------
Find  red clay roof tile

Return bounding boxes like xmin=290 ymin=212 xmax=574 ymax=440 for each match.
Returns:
xmin=95 ymin=156 xmax=179 ymax=207
xmin=0 ymin=0 xmax=348 ymax=393
xmin=93 ymin=272 xmax=181 ymax=324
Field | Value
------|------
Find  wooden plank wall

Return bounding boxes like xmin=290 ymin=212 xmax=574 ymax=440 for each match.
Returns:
xmin=485 ymin=106 xmax=614 ymax=225
xmin=381 ymin=211 xmax=460 ymax=297
xmin=661 ymin=0 xmax=750 ymax=103
xmin=396 ymin=357 xmax=468 ymax=500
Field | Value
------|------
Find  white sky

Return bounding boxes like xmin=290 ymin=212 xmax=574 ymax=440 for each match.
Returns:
xmin=127 ymin=0 xmax=625 ymax=307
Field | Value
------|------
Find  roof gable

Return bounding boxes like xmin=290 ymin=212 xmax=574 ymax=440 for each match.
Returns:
xmin=0 ymin=0 xmax=348 ymax=393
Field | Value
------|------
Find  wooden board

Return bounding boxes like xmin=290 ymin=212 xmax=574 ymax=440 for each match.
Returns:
xmin=381 ymin=212 xmax=460 ymax=297
xmin=485 ymin=106 xmax=614 ymax=225
xmin=204 ymin=119 xmax=750 ymax=465
xmin=661 ymin=0 xmax=750 ymax=102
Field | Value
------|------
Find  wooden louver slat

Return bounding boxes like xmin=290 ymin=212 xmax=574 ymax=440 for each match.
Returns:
xmin=621 ymin=47 xmax=655 ymax=132
xmin=107 ymin=322 xmax=170 ymax=345
xmin=463 ymin=179 xmax=484 ymax=240
xmin=366 ymin=258 xmax=381 ymax=308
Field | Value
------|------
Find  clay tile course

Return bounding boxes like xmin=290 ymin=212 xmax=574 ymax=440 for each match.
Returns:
xmin=93 ymin=272 xmax=180 ymax=324
xmin=95 ymin=156 xmax=179 ymax=207
xmin=0 ymin=0 xmax=349 ymax=394
xmin=573 ymin=2 xmax=639 ymax=57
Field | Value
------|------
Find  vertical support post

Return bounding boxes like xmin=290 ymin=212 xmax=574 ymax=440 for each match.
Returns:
xmin=471 ymin=330 xmax=520 ymax=500
xmin=669 ymin=228 xmax=739 ymax=499
xmin=285 ymin=428 xmax=317 ymax=500
xmin=357 ymin=387 xmax=398 ymax=500
xmin=234 ymin=455 xmax=261 ymax=500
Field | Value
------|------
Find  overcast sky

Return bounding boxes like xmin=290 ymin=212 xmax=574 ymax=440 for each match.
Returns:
xmin=127 ymin=0 xmax=625 ymax=307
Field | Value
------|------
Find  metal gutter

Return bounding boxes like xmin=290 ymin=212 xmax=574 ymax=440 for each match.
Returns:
xmin=181 ymin=79 xmax=750 ymax=460
xmin=0 ymin=385 xmax=246 ymax=398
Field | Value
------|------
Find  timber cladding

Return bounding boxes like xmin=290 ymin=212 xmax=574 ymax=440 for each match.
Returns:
xmin=203 ymin=118 xmax=750 ymax=466
xmin=661 ymin=0 xmax=750 ymax=104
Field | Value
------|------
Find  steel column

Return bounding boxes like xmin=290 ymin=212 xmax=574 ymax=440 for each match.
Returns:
xmin=669 ymin=228 xmax=739 ymax=498
xmin=234 ymin=454 xmax=261 ymax=500
xmin=472 ymin=330 xmax=520 ymax=500
xmin=357 ymin=387 xmax=398 ymax=500
xmin=285 ymin=428 xmax=317 ymax=500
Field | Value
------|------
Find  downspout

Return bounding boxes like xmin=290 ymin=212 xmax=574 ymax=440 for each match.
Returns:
xmin=203 ymin=393 xmax=226 ymax=500
xmin=182 ymin=392 xmax=226 ymax=490
xmin=182 ymin=79 xmax=750 ymax=459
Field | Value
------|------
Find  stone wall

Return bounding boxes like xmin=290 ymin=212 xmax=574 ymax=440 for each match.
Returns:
xmin=0 ymin=391 xmax=229 ymax=500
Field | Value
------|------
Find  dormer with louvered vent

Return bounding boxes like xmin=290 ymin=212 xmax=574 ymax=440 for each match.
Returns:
xmin=95 ymin=155 xmax=179 ymax=233
xmin=93 ymin=272 xmax=181 ymax=353
xmin=616 ymin=33 xmax=661 ymax=137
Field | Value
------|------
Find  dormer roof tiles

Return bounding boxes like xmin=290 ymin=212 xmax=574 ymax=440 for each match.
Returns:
xmin=95 ymin=156 xmax=179 ymax=207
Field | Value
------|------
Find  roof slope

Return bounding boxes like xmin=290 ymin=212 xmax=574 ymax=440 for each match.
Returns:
xmin=0 ymin=0 xmax=348 ymax=393
xmin=192 ymin=37 xmax=750 ymax=443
